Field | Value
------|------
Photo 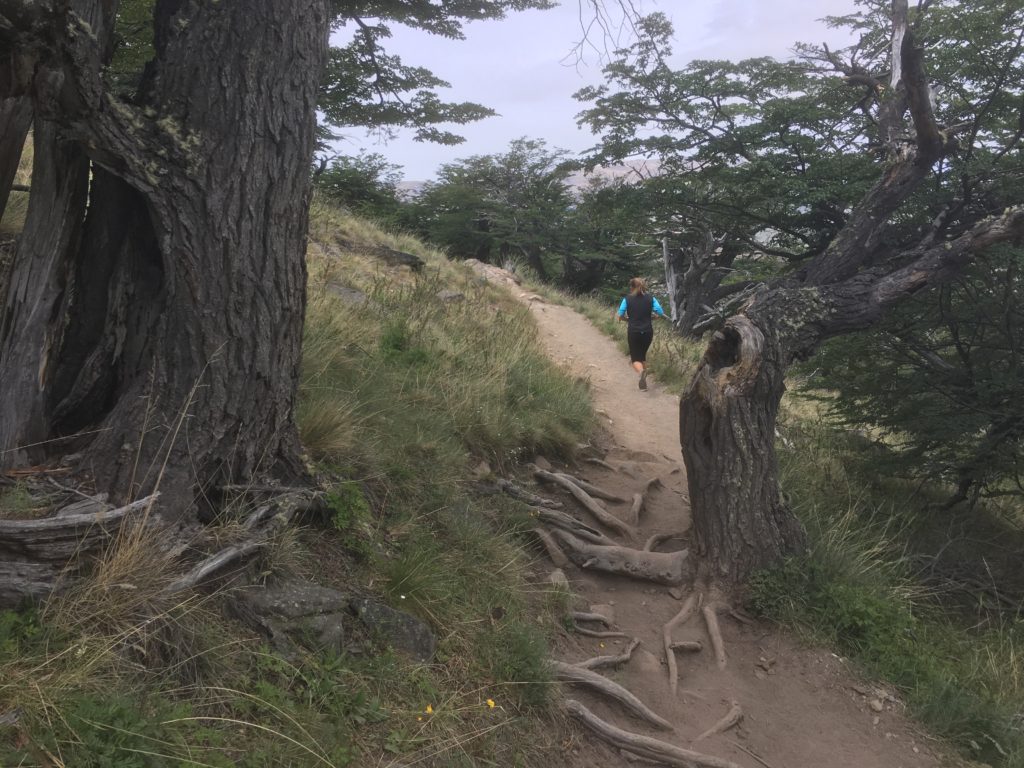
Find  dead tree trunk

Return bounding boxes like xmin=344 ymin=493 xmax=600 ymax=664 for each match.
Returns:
xmin=0 ymin=0 xmax=328 ymax=511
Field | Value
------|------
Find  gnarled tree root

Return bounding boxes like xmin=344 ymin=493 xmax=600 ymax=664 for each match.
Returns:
xmin=534 ymin=469 xmax=634 ymax=539
xmin=663 ymin=593 xmax=702 ymax=696
xmin=553 ymin=472 xmax=628 ymax=503
xmin=565 ymin=699 xmax=743 ymax=768
xmin=495 ymin=478 xmax=562 ymax=509
xmin=550 ymin=530 xmax=689 ymax=586
xmin=576 ymin=637 xmax=641 ymax=670
xmin=628 ymin=476 xmax=663 ymax=525
xmin=536 ymin=508 xmax=616 ymax=546
xmin=703 ymin=603 xmax=728 ymax=670
xmin=694 ymin=701 xmax=743 ymax=743
xmin=552 ymin=662 xmax=673 ymax=731
xmin=530 ymin=527 xmax=569 ymax=568
xmin=643 ymin=531 xmax=686 ymax=553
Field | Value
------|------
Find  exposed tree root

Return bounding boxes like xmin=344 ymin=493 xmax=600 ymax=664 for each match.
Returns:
xmin=552 ymin=662 xmax=673 ymax=731
xmin=729 ymin=607 xmax=756 ymax=626
xmin=694 ymin=701 xmax=743 ymax=743
xmin=575 ymin=637 xmax=641 ymax=670
xmin=571 ymin=611 xmax=613 ymax=626
xmin=583 ymin=458 xmax=617 ymax=471
xmin=165 ymin=490 xmax=321 ymax=595
xmin=553 ymin=471 xmax=628 ymax=503
xmin=573 ymin=624 xmax=629 ymax=639
xmin=536 ymin=508 xmax=617 ymax=546
xmin=565 ymin=699 xmax=744 ymax=768
xmin=643 ymin=531 xmax=686 ymax=552
xmin=495 ymin=478 xmax=562 ymax=508
xmin=702 ymin=603 xmax=728 ymax=670
xmin=531 ymin=527 xmax=569 ymax=568
xmin=663 ymin=593 xmax=703 ymax=696
xmin=550 ymin=530 xmax=689 ymax=585
xmin=670 ymin=640 xmax=703 ymax=653
xmin=534 ymin=469 xmax=635 ymax=538
xmin=631 ymin=476 xmax=663 ymax=522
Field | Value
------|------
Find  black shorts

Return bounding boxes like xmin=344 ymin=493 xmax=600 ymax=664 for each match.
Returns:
xmin=627 ymin=329 xmax=653 ymax=363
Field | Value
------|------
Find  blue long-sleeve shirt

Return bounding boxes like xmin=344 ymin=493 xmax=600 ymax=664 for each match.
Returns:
xmin=617 ymin=296 xmax=666 ymax=317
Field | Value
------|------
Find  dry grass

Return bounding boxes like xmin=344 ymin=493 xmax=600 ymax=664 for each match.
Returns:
xmin=0 ymin=130 xmax=33 ymax=236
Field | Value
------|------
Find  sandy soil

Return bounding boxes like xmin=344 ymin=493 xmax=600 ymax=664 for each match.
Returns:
xmin=507 ymin=286 xmax=963 ymax=768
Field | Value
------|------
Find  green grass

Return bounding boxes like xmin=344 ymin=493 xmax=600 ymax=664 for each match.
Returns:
xmin=0 ymin=205 xmax=593 ymax=767
xmin=748 ymin=403 xmax=1024 ymax=767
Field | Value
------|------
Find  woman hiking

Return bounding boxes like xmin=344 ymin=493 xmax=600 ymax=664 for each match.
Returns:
xmin=616 ymin=277 xmax=668 ymax=390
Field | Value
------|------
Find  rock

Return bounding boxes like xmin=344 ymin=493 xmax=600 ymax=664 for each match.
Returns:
xmin=436 ymin=289 xmax=465 ymax=303
xmin=633 ymin=648 xmax=662 ymax=676
xmin=232 ymin=579 xmax=350 ymax=654
xmin=367 ymin=245 xmax=425 ymax=271
xmin=326 ymin=282 xmax=369 ymax=306
xmin=534 ymin=456 xmax=552 ymax=471
xmin=353 ymin=598 xmax=437 ymax=663
xmin=869 ymin=699 xmax=884 ymax=712
xmin=668 ymin=587 xmax=686 ymax=600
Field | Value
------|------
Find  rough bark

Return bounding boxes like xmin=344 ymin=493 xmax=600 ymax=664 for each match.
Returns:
xmin=0 ymin=0 xmax=329 ymax=512
xmin=0 ymin=97 xmax=31 ymax=221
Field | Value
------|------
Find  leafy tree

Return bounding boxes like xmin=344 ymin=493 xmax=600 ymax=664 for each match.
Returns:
xmin=578 ymin=0 xmax=1024 ymax=583
xmin=811 ymin=245 xmax=1024 ymax=505
xmin=0 ymin=0 xmax=554 ymax=604
xmin=315 ymin=152 xmax=405 ymax=222
xmin=408 ymin=138 xmax=576 ymax=280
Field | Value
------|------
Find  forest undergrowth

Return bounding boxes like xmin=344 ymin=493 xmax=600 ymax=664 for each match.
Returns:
xmin=0 ymin=206 xmax=594 ymax=767
xmin=540 ymin=284 xmax=1024 ymax=768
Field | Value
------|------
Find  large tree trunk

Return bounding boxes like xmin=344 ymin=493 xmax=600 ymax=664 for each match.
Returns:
xmin=0 ymin=96 xmax=31 ymax=222
xmin=0 ymin=0 xmax=328 ymax=513
xmin=679 ymin=313 xmax=806 ymax=583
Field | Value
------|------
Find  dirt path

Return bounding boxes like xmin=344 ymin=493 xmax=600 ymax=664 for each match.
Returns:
xmin=509 ymin=285 xmax=956 ymax=768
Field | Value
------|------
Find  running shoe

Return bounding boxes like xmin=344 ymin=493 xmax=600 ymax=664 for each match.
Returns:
xmin=639 ymin=370 xmax=648 ymax=390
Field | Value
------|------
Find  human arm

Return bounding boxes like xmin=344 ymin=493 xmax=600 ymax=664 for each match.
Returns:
xmin=652 ymin=296 xmax=668 ymax=318
xmin=616 ymin=297 xmax=627 ymax=322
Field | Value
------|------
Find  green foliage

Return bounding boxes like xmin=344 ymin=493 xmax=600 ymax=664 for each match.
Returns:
xmin=315 ymin=152 xmax=404 ymax=222
xmin=808 ymin=245 xmax=1024 ymax=503
xmin=0 ymin=607 xmax=41 ymax=659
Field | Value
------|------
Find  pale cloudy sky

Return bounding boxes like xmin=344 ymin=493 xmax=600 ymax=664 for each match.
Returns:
xmin=335 ymin=0 xmax=860 ymax=180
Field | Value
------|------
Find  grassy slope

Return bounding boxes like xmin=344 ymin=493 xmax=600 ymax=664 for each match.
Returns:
xmin=0 ymin=204 xmax=593 ymax=767
xmin=538 ymin=285 xmax=1024 ymax=768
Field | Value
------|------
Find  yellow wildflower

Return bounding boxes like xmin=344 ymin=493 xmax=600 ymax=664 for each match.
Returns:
xmin=425 ymin=704 xmax=433 ymax=714
xmin=486 ymin=698 xmax=496 ymax=709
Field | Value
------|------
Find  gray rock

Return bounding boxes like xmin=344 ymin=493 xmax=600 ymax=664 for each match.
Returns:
xmin=326 ymin=282 xmax=369 ymax=306
xmin=352 ymin=598 xmax=437 ymax=662
xmin=232 ymin=579 xmax=350 ymax=653
xmin=436 ymin=289 xmax=465 ymax=303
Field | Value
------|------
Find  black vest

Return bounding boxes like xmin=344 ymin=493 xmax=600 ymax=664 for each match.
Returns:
xmin=624 ymin=293 xmax=654 ymax=333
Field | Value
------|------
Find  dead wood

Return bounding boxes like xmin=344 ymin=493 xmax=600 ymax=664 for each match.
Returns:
xmin=536 ymin=508 xmax=617 ymax=546
xmin=565 ymin=699 xmax=744 ymax=768
xmin=552 ymin=661 xmax=673 ymax=731
xmin=703 ymin=604 xmax=728 ymax=670
xmin=693 ymin=702 xmax=743 ymax=743
xmin=550 ymin=530 xmax=689 ymax=586
xmin=663 ymin=593 xmax=703 ymax=696
xmin=553 ymin=472 xmax=628 ymax=503
xmin=534 ymin=469 xmax=634 ymax=538
xmin=496 ymin=478 xmax=562 ymax=509
xmin=576 ymin=637 xmax=641 ymax=670
xmin=531 ymin=527 xmax=569 ymax=568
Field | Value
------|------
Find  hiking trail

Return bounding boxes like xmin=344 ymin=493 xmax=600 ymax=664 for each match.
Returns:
xmin=477 ymin=262 xmax=958 ymax=768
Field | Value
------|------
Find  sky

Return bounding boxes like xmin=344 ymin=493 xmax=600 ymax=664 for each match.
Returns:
xmin=334 ymin=0 xmax=861 ymax=181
